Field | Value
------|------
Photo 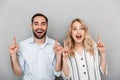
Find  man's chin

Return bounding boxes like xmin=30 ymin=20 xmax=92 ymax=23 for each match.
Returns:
xmin=36 ymin=36 xmax=44 ymax=39
xmin=33 ymin=31 xmax=46 ymax=39
xmin=35 ymin=34 xmax=46 ymax=39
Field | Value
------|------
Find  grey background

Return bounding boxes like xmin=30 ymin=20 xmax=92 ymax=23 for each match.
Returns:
xmin=0 ymin=0 xmax=120 ymax=80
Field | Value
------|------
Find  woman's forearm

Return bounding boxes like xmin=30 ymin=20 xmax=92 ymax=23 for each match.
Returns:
xmin=100 ymin=53 xmax=107 ymax=74
xmin=62 ymin=57 xmax=69 ymax=77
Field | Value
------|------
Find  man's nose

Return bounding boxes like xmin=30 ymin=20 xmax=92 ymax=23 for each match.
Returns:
xmin=38 ymin=24 xmax=42 ymax=29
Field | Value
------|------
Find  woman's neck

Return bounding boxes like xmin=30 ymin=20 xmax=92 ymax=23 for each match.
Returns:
xmin=75 ymin=43 xmax=84 ymax=56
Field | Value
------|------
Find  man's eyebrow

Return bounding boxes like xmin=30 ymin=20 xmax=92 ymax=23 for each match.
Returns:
xmin=33 ymin=22 xmax=39 ymax=24
xmin=33 ymin=21 xmax=46 ymax=24
xmin=41 ymin=22 xmax=46 ymax=23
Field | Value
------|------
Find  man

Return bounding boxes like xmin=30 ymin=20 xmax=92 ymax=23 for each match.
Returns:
xmin=9 ymin=13 xmax=63 ymax=80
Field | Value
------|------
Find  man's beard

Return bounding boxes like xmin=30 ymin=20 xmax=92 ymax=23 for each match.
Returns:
xmin=33 ymin=30 xmax=47 ymax=39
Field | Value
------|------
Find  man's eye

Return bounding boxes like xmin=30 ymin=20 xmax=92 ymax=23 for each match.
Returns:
xmin=34 ymin=23 xmax=38 ymax=25
xmin=41 ymin=23 xmax=46 ymax=26
xmin=41 ymin=23 xmax=45 ymax=25
xmin=34 ymin=22 xmax=39 ymax=25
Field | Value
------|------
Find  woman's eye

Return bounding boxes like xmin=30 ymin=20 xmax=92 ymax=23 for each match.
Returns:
xmin=81 ymin=28 xmax=84 ymax=30
xmin=73 ymin=28 xmax=77 ymax=30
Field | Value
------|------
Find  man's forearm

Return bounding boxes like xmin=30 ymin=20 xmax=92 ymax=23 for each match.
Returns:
xmin=55 ymin=54 xmax=62 ymax=71
xmin=10 ymin=54 xmax=22 ymax=77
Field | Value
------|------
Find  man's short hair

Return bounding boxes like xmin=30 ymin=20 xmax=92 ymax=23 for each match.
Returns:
xmin=31 ymin=13 xmax=48 ymax=23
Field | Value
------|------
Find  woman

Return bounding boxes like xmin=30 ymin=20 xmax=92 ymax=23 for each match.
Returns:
xmin=62 ymin=18 xmax=107 ymax=80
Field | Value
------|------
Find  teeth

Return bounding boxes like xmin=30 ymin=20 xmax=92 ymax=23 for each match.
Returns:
xmin=80 ymin=35 xmax=82 ymax=38
xmin=37 ymin=32 xmax=42 ymax=33
xmin=37 ymin=30 xmax=43 ymax=33
xmin=76 ymin=35 xmax=82 ymax=38
xmin=36 ymin=31 xmax=43 ymax=33
xmin=37 ymin=31 xmax=42 ymax=32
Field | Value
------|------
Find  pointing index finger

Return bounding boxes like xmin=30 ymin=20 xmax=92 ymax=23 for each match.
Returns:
xmin=64 ymin=40 xmax=67 ymax=48
xmin=13 ymin=36 xmax=17 ymax=44
xmin=55 ymin=38 xmax=58 ymax=46
xmin=98 ymin=34 xmax=101 ymax=42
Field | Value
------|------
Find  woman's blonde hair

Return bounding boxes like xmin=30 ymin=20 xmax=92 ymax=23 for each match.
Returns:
xmin=66 ymin=18 xmax=95 ymax=56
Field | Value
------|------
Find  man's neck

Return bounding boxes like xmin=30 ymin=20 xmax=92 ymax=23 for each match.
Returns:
xmin=34 ymin=36 xmax=46 ymax=46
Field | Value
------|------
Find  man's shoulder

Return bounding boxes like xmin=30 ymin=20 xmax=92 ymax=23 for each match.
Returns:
xmin=47 ymin=37 xmax=55 ymax=43
xmin=19 ymin=37 xmax=33 ymax=45
xmin=47 ymin=37 xmax=61 ymax=46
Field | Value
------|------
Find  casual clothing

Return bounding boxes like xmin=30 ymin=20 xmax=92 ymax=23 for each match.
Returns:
xmin=62 ymin=43 xmax=107 ymax=80
xmin=18 ymin=36 xmax=61 ymax=80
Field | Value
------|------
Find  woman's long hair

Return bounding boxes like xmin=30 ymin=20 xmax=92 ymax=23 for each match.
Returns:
xmin=66 ymin=18 xmax=95 ymax=57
